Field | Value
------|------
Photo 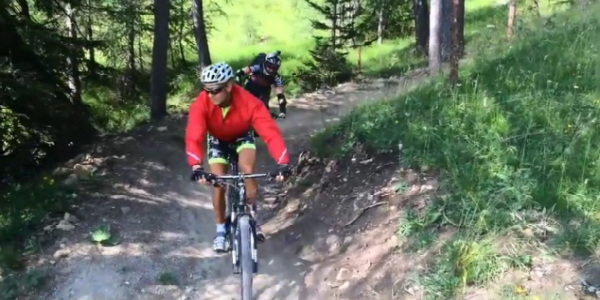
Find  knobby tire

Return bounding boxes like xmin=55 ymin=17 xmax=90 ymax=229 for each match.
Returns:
xmin=239 ymin=215 xmax=253 ymax=300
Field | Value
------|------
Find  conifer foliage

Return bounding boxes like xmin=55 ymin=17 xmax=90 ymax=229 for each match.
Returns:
xmin=298 ymin=0 xmax=373 ymax=90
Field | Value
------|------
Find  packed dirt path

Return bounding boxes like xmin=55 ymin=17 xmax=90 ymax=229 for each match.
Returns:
xmin=38 ymin=74 xmax=428 ymax=300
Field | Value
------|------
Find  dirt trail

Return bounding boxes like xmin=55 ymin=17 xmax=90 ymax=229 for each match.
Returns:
xmin=38 ymin=75 xmax=428 ymax=300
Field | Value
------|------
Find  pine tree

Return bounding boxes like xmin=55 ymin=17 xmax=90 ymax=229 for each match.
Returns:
xmin=299 ymin=0 xmax=373 ymax=90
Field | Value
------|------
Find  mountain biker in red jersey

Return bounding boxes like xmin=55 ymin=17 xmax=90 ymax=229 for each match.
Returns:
xmin=185 ymin=62 xmax=291 ymax=253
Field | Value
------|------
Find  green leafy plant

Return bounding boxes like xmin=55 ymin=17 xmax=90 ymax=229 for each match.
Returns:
xmin=89 ymin=224 xmax=120 ymax=246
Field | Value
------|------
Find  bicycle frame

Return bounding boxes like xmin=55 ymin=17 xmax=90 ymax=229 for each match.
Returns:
xmin=216 ymin=150 xmax=271 ymax=275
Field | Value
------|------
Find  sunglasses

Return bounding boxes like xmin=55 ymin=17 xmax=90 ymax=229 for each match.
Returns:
xmin=204 ymin=86 xmax=225 ymax=95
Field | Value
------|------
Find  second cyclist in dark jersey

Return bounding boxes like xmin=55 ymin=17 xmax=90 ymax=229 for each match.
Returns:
xmin=236 ymin=51 xmax=287 ymax=119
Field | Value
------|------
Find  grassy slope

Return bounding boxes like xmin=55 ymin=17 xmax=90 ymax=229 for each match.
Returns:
xmin=311 ymin=3 xmax=599 ymax=299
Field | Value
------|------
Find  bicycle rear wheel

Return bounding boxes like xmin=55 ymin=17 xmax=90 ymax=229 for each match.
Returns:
xmin=238 ymin=215 xmax=254 ymax=300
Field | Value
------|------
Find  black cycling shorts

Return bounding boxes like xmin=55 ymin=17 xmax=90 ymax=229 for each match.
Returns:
xmin=207 ymin=132 xmax=255 ymax=165
xmin=245 ymin=81 xmax=271 ymax=109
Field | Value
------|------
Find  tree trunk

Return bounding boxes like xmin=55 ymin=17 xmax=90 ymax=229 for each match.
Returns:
xmin=86 ymin=0 xmax=96 ymax=75
xmin=428 ymin=0 xmax=442 ymax=73
xmin=507 ymin=0 xmax=517 ymax=39
xmin=449 ymin=0 xmax=459 ymax=86
xmin=150 ymin=0 xmax=170 ymax=120
xmin=332 ymin=0 xmax=338 ymax=49
xmin=413 ymin=0 xmax=429 ymax=55
xmin=127 ymin=12 xmax=136 ymax=75
xmin=169 ymin=42 xmax=176 ymax=69
xmin=377 ymin=7 xmax=384 ymax=45
xmin=191 ymin=0 xmax=212 ymax=67
xmin=440 ymin=0 xmax=452 ymax=62
xmin=138 ymin=36 xmax=144 ymax=73
xmin=124 ymin=5 xmax=137 ymax=97
xmin=457 ymin=0 xmax=465 ymax=56
xmin=530 ymin=0 xmax=540 ymax=17
xmin=65 ymin=3 xmax=82 ymax=106
xmin=16 ymin=0 xmax=31 ymax=18
xmin=178 ymin=0 xmax=186 ymax=64
xmin=348 ymin=0 xmax=359 ymax=46
xmin=178 ymin=38 xmax=186 ymax=65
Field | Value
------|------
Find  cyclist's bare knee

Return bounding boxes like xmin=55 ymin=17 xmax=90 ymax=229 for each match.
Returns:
xmin=238 ymin=149 xmax=256 ymax=169
xmin=209 ymin=162 xmax=228 ymax=175
xmin=238 ymin=149 xmax=258 ymax=201
xmin=209 ymin=163 xmax=228 ymax=196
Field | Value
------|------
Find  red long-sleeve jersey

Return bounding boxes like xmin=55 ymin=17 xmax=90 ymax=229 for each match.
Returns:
xmin=185 ymin=84 xmax=289 ymax=166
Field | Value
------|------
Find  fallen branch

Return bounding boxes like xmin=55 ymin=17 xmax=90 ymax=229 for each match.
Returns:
xmin=344 ymin=201 xmax=386 ymax=227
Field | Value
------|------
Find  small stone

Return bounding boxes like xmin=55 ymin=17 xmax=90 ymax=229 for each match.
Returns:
xmin=326 ymin=235 xmax=339 ymax=246
xmin=53 ymin=248 xmax=71 ymax=259
xmin=44 ymin=225 xmax=54 ymax=231
xmin=359 ymin=158 xmax=373 ymax=164
xmin=419 ymin=184 xmax=435 ymax=192
xmin=52 ymin=167 xmax=70 ymax=176
xmin=121 ymin=206 xmax=131 ymax=214
xmin=326 ymin=235 xmax=340 ymax=252
xmin=63 ymin=174 xmax=79 ymax=186
xmin=338 ymin=281 xmax=351 ymax=290
xmin=325 ymin=161 xmax=336 ymax=173
xmin=336 ymin=268 xmax=351 ymax=281
xmin=56 ymin=220 xmax=75 ymax=231
xmin=63 ymin=212 xmax=78 ymax=223
xmin=264 ymin=196 xmax=278 ymax=204
xmin=73 ymin=164 xmax=96 ymax=179
xmin=530 ymin=267 xmax=545 ymax=278
xmin=157 ymin=126 xmax=168 ymax=132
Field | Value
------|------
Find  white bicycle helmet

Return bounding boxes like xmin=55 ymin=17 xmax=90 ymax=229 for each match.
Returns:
xmin=200 ymin=62 xmax=234 ymax=87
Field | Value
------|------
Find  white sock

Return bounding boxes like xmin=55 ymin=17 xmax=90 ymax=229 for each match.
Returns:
xmin=216 ymin=223 xmax=226 ymax=233
xmin=248 ymin=204 xmax=257 ymax=219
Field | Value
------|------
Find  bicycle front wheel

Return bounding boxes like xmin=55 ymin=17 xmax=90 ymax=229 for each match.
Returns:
xmin=238 ymin=215 xmax=254 ymax=300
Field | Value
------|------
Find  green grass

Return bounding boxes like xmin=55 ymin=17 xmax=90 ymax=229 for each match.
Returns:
xmin=311 ymin=3 xmax=599 ymax=299
xmin=0 ymin=178 xmax=73 ymax=298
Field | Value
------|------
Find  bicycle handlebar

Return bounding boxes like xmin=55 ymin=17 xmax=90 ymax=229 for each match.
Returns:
xmin=213 ymin=173 xmax=274 ymax=180
xmin=190 ymin=170 xmax=277 ymax=187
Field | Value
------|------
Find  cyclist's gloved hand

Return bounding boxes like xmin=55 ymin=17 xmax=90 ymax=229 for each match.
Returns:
xmin=235 ymin=69 xmax=245 ymax=78
xmin=191 ymin=165 xmax=211 ymax=184
xmin=275 ymin=164 xmax=290 ymax=182
xmin=277 ymin=93 xmax=287 ymax=119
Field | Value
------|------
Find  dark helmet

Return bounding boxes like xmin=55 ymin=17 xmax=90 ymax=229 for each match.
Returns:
xmin=263 ymin=51 xmax=282 ymax=75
